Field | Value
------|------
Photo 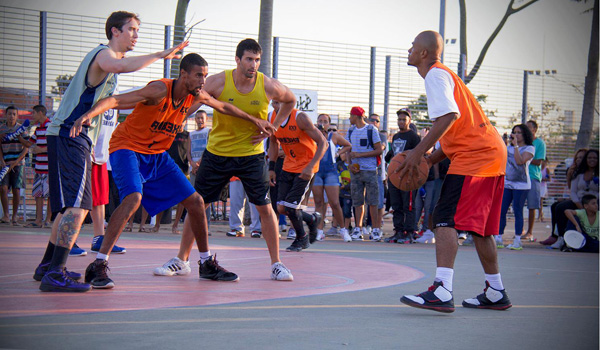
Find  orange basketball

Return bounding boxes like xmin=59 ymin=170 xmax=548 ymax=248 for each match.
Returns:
xmin=387 ymin=152 xmax=430 ymax=191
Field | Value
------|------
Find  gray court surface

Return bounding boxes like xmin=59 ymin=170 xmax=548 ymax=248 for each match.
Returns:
xmin=0 ymin=220 xmax=598 ymax=350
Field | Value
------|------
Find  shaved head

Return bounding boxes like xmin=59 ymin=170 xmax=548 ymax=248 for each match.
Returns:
xmin=416 ymin=30 xmax=444 ymax=59
xmin=407 ymin=30 xmax=444 ymax=76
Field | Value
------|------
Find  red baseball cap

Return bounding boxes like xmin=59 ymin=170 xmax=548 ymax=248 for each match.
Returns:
xmin=350 ymin=106 xmax=365 ymax=117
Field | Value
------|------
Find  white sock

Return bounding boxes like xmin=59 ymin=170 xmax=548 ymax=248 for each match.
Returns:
xmin=485 ymin=273 xmax=504 ymax=290
xmin=96 ymin=253 xmax=109 ymax=261
xmin=514 ymin=235 xmax=521 ymax=243
xmin=199 ymin=251 xmax=211 ymax=263
xmin=434 ymin=267 xmax=454 ymax=292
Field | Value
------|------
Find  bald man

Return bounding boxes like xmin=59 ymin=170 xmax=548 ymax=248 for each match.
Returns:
xmin=397 ymin=31 xmax=512 ymax=313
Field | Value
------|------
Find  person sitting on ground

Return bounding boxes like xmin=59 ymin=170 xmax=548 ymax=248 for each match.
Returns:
xmin=563 ymin=194 xmax=598 ymax=253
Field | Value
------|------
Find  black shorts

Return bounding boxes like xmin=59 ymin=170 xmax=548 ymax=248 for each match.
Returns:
xmin=47 ymin=135 xmax=92 ymax=214
xmin=194 ymin=150 xmax=270 ymax=206
xmin=276 ymin=170 xmax=311 ymax=209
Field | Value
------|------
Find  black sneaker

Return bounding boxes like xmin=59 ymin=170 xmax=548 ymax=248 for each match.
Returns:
xmin=400 ymin=281 xmax=455 ymax=313
xmin=34 ymin=262 xmax=82 ymax=281
xmin=85 ymin=259 xmax=115 ymax=289
xmin=308 ymin=212 xmax=321 ymax=244
xmin=199 ymin=255 xmax=239 ymax=282
xmin=286 ymin=235 xmax=309 ymax=252
xmin=384 ymin=231 xmax=404 ymax=243
xmin=39 ymin=267 xmax=91 ymax=293
xmin=462 ymin=281 xmax=512 ymax=310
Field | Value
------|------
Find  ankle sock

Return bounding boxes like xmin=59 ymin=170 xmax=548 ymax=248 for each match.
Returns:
xmin=434 ymin=267 xmax=454 ymax=292
xmin=485 ymin=273 xmax=504 ymax=290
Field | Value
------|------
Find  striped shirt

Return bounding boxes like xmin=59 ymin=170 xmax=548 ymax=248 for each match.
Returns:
xmin=31 ymin=118 xmax=50 ymax=174
xmin=0 ymin=121 xmax=27 ymax=165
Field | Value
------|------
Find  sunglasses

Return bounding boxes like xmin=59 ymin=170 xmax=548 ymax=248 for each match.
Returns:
xmin=327 ymin=128 xmax=337 ymax=132
xmin=369 ymin=119 xmax=380 ymax=123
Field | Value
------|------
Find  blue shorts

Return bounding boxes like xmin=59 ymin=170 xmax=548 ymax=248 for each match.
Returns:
xmin=110 ymin=149 xmax=195 ymax=216
xmin=313 ymin=169 xmax=340 ymax=187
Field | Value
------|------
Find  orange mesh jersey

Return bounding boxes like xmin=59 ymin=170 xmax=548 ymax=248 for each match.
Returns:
xmin=430 ymin=62 xmax=506 ymax=177
xmin=109 ymin=79 xmax=194 ymax=155
xmin=271 ymin=109 xmax=318 ymax=174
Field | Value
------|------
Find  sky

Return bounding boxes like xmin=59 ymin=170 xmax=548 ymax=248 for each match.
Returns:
xmin=2 ymin=0 xmax=594 ymax=76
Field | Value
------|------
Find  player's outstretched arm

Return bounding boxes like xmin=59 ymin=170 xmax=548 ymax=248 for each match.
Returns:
xmin=96 ymin=41 xmax=189 ymax=74
xmin=265 ymin=77 xmax=296 ymax=130
xmin=70 ymin=81 xmax=168 ymax=138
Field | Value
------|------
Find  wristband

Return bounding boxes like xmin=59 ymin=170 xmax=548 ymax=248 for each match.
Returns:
xmin=269 ymin=161 xmax=276 ymax=171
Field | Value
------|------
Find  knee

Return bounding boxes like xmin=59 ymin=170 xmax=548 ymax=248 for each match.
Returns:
xmin=123 ymin=192 xmax=142 ymax=207
xmin=277 ymin=205 xmax=286 ymax=215
xmin=284 ymin=206 xmax=299 ymax=219
xmin=183 ymin=193 xmax=204 ymax=209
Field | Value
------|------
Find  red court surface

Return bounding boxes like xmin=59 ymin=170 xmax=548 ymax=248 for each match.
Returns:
xmin=0 ymin=230 xmax=423 ymax=318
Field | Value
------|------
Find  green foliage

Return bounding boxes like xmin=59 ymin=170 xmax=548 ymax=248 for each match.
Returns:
xmin=51 ymin=74 xmax=74 ymax=96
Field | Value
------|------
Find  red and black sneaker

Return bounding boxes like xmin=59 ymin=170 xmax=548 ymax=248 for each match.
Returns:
xmin=462 ymin=281 xmax=512 ymax=310
xmin=400 ymin=281 xmax=455 ymax=313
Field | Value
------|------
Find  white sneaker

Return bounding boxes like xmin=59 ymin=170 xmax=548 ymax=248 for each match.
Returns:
xmin=271 ymin=262 xmax=293 ymax=281
xmin=326 ymin=226 xmax=338 ymax=236
xmin=351 ymin=227 xmax=364 ymax=241
xmin=153 ymin=257 xmax=191 ymax=276
xmin=458 ymin=232 xmax=468 ymax=240
xmin=363 ymin=226 xmax=372 ymax=237
xmin=287 ymin=228 xmax=296 ymax=240
xmin=370 ymin=228 xmax=382 ymax=241
xmin=415 ymin=229 xmax=435 ymax=244
xmin=340 ymin=228 xmax=352 ymax=242
xmin=316 ymin=229 xmax=325 ymax=241
xmin=507 ymin=240 xmax=523 ymax=250
xmin=495 ymin=235 xmax=505 ymax=248
xmin=549 ymin=236 xmax=565 ymax=249
xmin=462 ymin=234 xmax=474 ymax=245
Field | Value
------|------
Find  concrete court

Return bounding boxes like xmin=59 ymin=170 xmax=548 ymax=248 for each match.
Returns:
xmin=0 ymin=219 xmax=597 ymax=350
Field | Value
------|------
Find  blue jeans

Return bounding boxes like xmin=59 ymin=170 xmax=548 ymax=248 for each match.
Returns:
xmin=499 ymin=188 xmax=529 ymax=236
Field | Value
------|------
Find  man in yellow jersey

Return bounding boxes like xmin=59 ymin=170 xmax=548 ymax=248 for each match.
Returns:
xmin=268 ymin=100 xmax=327 ymax=252
xmin=193 ymin=38 xmax=297 ymax=281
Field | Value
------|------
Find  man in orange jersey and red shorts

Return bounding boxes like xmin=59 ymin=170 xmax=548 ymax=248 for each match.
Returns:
xmin=268 ymin=100 xmax=327 ymax=252
xmin=397 ymin=31 xmax=512 ymax=313
xmin=70 ymin=53 xmax=274 ymax=288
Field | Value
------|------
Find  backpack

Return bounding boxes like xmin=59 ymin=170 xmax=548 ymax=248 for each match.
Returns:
xmin=348 ymin=124 xmax=381 ymax=166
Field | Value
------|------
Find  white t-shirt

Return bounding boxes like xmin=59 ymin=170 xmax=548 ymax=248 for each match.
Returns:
xmin=424 ymin=68 xmax=460 ymax=121
xmin=189 ymin=128 xmax=210 ymax=162
xmin=505 ymin=145 xmax=535 ymax=190
xmin=93 ymin=110 xmax=118 ymax=165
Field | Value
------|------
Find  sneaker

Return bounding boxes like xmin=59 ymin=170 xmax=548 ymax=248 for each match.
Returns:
xmin=548 ymin=236 xmax=565 ymax=250
xmin=462 ymin=281 xmax=512 ymax=310
xmin=251 ymin=230 xmax=262 ymax=238
xmin=506 ymin=240 xmax=523 ymax=250
xmin=461 ymin=234 xmax=474 ymax=246
xmin=271 ymin=262 xmax=293 ymax=281
xmin=415 ymin=229 xmax=435 ymax=244
xmin=363 ymin=226 xmax=372 ymax=238
xmin=33 ymin=263 xmax=82 ymax=281
xmin=326 ymin=226 xmax=338 ymax=236
xmin=400 ymin=281 xmax=455 ymax=313
xmin=370 ymin=228 xmax=382 ymax=242
xmin=39 ymin=267 xmax=91 ymax=292
xmin=396 ymin=232 xmax=412 ymax=244
xmin=384 ymin=231 xmax=404 ymax=243
xmin=340 ymin=228 xmax=352 ymax=242
xmin=495 ymin=235 xmax=505 ymax=248
xmin=308 ymin=212 xmax=321 ymax=244
xmin=90 ymin=235 xmax=126 ymax=254
xmin=458 ymin=232 xmax=468 ymax=240
xmin=85 ymin=259 xmax=115 ymax=289
xmin=286 ymin=235 xmax=309 ymax=252
xmin=351 ymin=227 xmax=363 ymax=241
xmin=540 ymin=235 xmax=557 ymax=246
xmin=154 ymin=257 xmax=191 ymax=276
xmin=69 ymin=243 xmax=87 ymax=256
xmin=316 ymin=229 xmax=325 ymax=241
xmin=199 ymin=255 xmax=239 ymax=282
xmin=279 ymin=224 xmax=288 ymax=233
xmin=226 ymin=229 xmax=244 ymax=237
xmin=287 ymin=228 xmax=296 ymax=240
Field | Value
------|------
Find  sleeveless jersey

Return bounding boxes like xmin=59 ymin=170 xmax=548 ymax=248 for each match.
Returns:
xmin=429 ymin=62 xmax=506 ymax=177
xmin=207 ymin=70 xmax=270 ymax=157
xmin=47 ymin=44 xmax=118 ymax=148
xmin=109 ymin=79 xmax=194 ymax=154
xmin=271 ymin=109 xmax=318 ymax=174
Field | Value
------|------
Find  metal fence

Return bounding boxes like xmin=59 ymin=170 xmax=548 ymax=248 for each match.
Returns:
xmin=1 ymin=5 xmax=598 ymax=211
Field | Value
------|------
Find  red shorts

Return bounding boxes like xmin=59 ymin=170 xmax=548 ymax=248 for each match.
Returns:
xmin=92 ymin=162 xmax=109 ymax=207
xmin=433 ymin=174 xmax=504 ymax=237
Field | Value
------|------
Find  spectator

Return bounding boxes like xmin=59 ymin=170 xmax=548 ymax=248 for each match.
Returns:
xmin=0 ymin=106 xmax=29 ymax=225
xmin=337 ymin=155 xmax=353 ymax=238
xmin=345 ymin=106 xmax=384 ymax=241
xmin=365 ymin=114 xmax=388 ymax=238
xmin=227 ymin=177 xmax=261 ymax=238
xmin=384 ymin=107 xmax=421 ymax=243
xmin=523 ymin=120 xmax=546 ymax=242
xmin=187 ymin=110 xmax=212 ymax=234
xmin=563 ymin=194 xmax=598 ymax=253
xmin=312 ymin=113 xmax=351 ymax=241
xmin=167 ymin=129 xmax=190 ymax=234
xmin=498 ymin=124 xmax=535 ymax=250
xmin=539 ymin=157 xmax=551 ymax=222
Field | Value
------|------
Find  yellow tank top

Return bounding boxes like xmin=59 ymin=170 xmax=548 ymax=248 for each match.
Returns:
xmin=207 ymin=70 xmax=270 ymax=157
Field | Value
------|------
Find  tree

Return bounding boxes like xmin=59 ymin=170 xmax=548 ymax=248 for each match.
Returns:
xmin=51 ymin=74 xmax=74 ymax=96
xmin=575 ymin=0 xmax=598 ymax=149
xmin=458 ymin=0 xmax=539 ymax=84
xmin=258 ymin=0 xmax=273 ymax=77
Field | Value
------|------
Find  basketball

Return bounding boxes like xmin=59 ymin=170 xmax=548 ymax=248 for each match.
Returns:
xmin=387 ymin=152 xmax=430 ymax=191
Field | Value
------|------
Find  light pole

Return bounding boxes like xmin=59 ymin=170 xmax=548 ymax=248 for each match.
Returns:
xmin=522 ymin=69 xmax=557 ymax=124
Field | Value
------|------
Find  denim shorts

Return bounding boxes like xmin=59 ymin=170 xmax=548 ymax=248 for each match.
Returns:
xmin=313 ymin=169 xmax=340 ymax=187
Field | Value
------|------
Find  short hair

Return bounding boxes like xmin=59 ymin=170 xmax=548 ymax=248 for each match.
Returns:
xmin=512 ymin=124 xmax=534 ymax=145
xmin=5 ymin=105 xmax=18 ymax=114
xmin=236 ymin=39 xmax=262 ymax=59
xmin=195 ymin=109 xmax=207 ymax=117
xmin=318 ymin=114 xmax=331 ymax=123
xmin=105 ymin=11 xmax=140 ymax=40
xmin=527 ymin=119 xmax=538 ymax=131
xmin=180 ymin=53 xmax=208 ymax=73
xmin=581 ymin=194 xmax=598 ymax=206
xmin=32 ymin=105 xmax=47 ymax=115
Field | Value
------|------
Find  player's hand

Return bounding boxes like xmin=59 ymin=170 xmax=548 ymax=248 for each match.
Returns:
xmin=299 ymin=168 xmax=312 ymax=181
xmin=7 ymin=161 xmax=16 ymax=171
xmin=396 ymin=149 xmax=421 ymax=183
xmin=251 ymin=119 xmax=276 ymax=144
xmin=191 ymin=164 xmax=199 ymax=175
xmin=161 ymin=41 xmax=189 ymax=60
xmin=70 ymin=117 xmax=90 ymax=138
xmin=269 ymin=170 xmax=277 ymax=187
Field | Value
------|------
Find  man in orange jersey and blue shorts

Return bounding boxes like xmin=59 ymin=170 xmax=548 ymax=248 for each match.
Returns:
xmin=70 ymin=53 xmax=272 ymax=288
xmin=268 ymin=100 xmax=327 ymax=252
xmin=397 ymin=31 xmax=512 ymax=313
